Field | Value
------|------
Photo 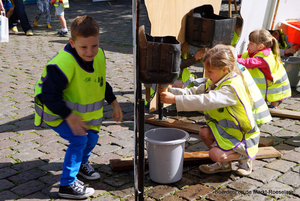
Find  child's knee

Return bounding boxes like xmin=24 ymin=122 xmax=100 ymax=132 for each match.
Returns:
xmin=199 ymin=127 xmax=209 ymax=140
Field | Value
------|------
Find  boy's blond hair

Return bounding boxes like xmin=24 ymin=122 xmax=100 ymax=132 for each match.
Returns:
xmin=70 ymin=15 xmax=99 ymax=41
xmin=203 ymin=44 xmax=253 ymax=105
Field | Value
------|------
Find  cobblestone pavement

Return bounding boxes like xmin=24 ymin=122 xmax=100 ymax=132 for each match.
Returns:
xmin=1 ymin=1 xmax=300 ymax=200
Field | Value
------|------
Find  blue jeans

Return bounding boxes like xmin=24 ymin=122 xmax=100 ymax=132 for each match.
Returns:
xmin=9 ymin=0 xmax=32 ymax=33
xmin=50 ymin=121 xmax=99 ymax=186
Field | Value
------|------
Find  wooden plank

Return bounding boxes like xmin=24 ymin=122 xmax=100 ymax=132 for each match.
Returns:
xmin=110 ymin=147 xmax=281 ymax=171
xmin=269 ymin=108 xmax=300 ymax=119
xmin=142 ymin=114 xmax=274 ymax=147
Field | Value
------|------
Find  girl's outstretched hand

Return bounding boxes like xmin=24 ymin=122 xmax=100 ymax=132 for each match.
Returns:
xmin=160 ymin=92 xmax=176 ymax=104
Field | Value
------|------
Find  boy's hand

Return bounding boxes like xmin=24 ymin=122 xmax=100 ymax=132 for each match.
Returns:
xmin=65 ymin=113 xmax=89 ymax=136
xmin=111 ymin=99 xmax=123 ymax=122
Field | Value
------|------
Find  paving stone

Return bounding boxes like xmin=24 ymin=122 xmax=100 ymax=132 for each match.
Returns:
xmin=11 ymin=160 xmax=46 ymax=172
xmin=285 ymin=136 xmax=300 ymax=147
xmin=38 ymin=174 xmax=61 ymax=185
xmin=34 ymin=129 xmax=57 ymax=137
xmin=255 ymin=180 xmax=294 ymax=199
xmin=93 ymin=194 xmax=119 ymax=201
xmin=114 ymin=147 xmax=134 ymax=157
xmin=38 ymin=162 xmax=63 ymax=172
xmin=0 ymin=167 xmax=18 ymax=179
xmin=98 ymin=164 xmax=114 ymax=175
xmin=274 ymin=143 xmax=296 ymax=153
xmin=17 ymin=192 xmax=51 ymax=200
xmin=206 ymin=188 xmax=240 ymax=201
xmin=186 ymin=134 xmax=201 ymax=144
xmin=234 ymin=194 xmax=274 ymax=201
xmin=0 ymin=131 xmax=17 ymax=140
xmin=227 ymin=177 xmax=264 ymax=192
xmin=98 ymin=135 xmax=119 ymax=145
xmin=173 ymin=173 xmax=201 ymax=188
xmin=92 ymin=144 xmax=121 ymax=155
xmin=279 ymin=195 xmax=300 ymax=201
xmin=271 ymin=119 xmax=295 ymax=128
xmin=110 ymin=183 xmax=134 ymax=198
xmin=0 ymin=148 xmax=15 ymax=158
xmin=13 ymin=149 xmax=45 ymax=162
xmin=90 ymin=152 xmax=123 ymax=165
xmin=277 ymin=171 xmax=300 ymax=187
xmin=259 ymin=124 xmax=282 ymax=134
xmin=285 ymin=125 xmax=300 ymax=133
xmin=146 ymin=185 xmax=178 ymax=200
xmin=103 ymin=173 xmax=132 ymax=187
xmin=200 ymin=174 xmax=232 ymax=189
xmin=0 ymin=179 xmax=15 ymax=190
xmin=41 ymin=183 xmax=60 ymax=199
xmin=293 ymin=187 xmax=300 ymax=197
xmin=285 ymin=104 xmax=300 ymax=111
xmin=112 ymin=137 xmax=134 ymax=148
xmin=11 ymin=141 xmax=40 ymax=152
xmin=249 ymin=168 xmax=281 ymax=183
xmin=89 ymin=181 xmax=113 ymax=197
xmin=282 ymin=151 xmax=300 ymax=163
xmin=9 ymin=169 xmax=47 ymax=184
xmin=265 ymin=159 xmax=297 ymax=173
xmin=273 ymin=130 xmax=299 ymax=138
xmin=10 ymin=180 xmax=47 ymax=196
xmin=0 ymin=139 xmax=17 ymax=149
xmin=0 ymin=190 xmax=19 ymax=201
xmin=161 ymin=195 xmax=185 ymax=201
xmin=37 ymin=141 xmax=66 ymax=153
xmin=101 ymin=124 xmax=129 ymax=132
xmin=262 ymin=136 xmax=285 ymax=146
xmin=11 ymin=132 xmax=40 ymax=143
xmin=186 ymin=141 xmax=209 ymax=152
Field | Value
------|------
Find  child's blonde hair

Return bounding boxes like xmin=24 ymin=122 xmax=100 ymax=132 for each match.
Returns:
xmin=203 ymin=44 xmax=253 ymax=105
xmin=249 ymin=29 xmax=282 ymax=68
xmin=70 ymin=15 xmax=99 ymax=41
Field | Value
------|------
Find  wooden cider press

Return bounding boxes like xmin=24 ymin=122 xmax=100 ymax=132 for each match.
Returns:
xmin=138 ymin=25 xmax=181 ymax=120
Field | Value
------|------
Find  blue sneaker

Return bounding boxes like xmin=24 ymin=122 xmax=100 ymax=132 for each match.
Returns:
xmin=57 ymin=30 xmax=69 ymax=37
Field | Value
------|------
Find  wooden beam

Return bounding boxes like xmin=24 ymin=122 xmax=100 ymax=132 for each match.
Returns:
xmin=141 ymin=114 xmax=274 ymax=147
xmin=110 ymin=146 xmax=281 ymax=171
xmin=269 ymin=108 xmax=300 ymax=119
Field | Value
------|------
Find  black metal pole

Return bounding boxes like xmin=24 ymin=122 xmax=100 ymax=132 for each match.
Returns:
xmin=133 ymin=0 xmax=144 ymax=200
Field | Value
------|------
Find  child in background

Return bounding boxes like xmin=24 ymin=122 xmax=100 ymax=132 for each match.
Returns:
xmin=34 ymin=15 xmax=123 ymax=199
xmin=238 ymin=29 xmax=291 ymax=109
xmin=231 ymin=15 xmax=243 ymax=46
xmin=268 ymin=29 xmax=299 ymax=57
xmin=160 ymin=44 xmax=260 ymax=176
xmin=33 ymin=0 xmax=52 ymax=29
xmin=0 ymin=0 xmax=13 ymax=19
xmin=51 ymin=0 xmax=69 ymax=36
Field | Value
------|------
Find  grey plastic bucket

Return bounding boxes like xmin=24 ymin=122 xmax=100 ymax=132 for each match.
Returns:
xmin=145 ymin=128 xmax=189 ymax=184
xmin=283 ymin=56 xmax=300 ymax=87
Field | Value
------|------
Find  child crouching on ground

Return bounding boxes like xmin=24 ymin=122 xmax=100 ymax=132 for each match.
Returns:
xmin=160 ymin=44 xmax=260 ymax=176
xmin=34 ymin=15 xmax=122 ymax=199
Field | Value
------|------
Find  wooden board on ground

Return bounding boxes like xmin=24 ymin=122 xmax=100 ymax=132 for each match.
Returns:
xmin=269 ymin=108 xmax=300 ymax=119
xmin=141 ymin=113 xmax=274 ymax=147
xmin=110 ymin=146 xmax=281 ymax=171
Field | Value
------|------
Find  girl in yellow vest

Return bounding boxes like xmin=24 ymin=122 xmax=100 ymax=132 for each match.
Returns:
xmin=238 ymin=29 xmax=291 ymax=109
xmin=160 ymin=44 xmax=259 ymax=176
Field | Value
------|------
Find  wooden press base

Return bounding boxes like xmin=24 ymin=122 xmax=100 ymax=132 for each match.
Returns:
xmin=110 ymin=147 xmax=281 ymax=171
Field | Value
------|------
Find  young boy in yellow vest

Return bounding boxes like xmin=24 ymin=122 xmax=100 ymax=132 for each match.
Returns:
xmin=34 ymin=15 xmax=122 ymax=199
